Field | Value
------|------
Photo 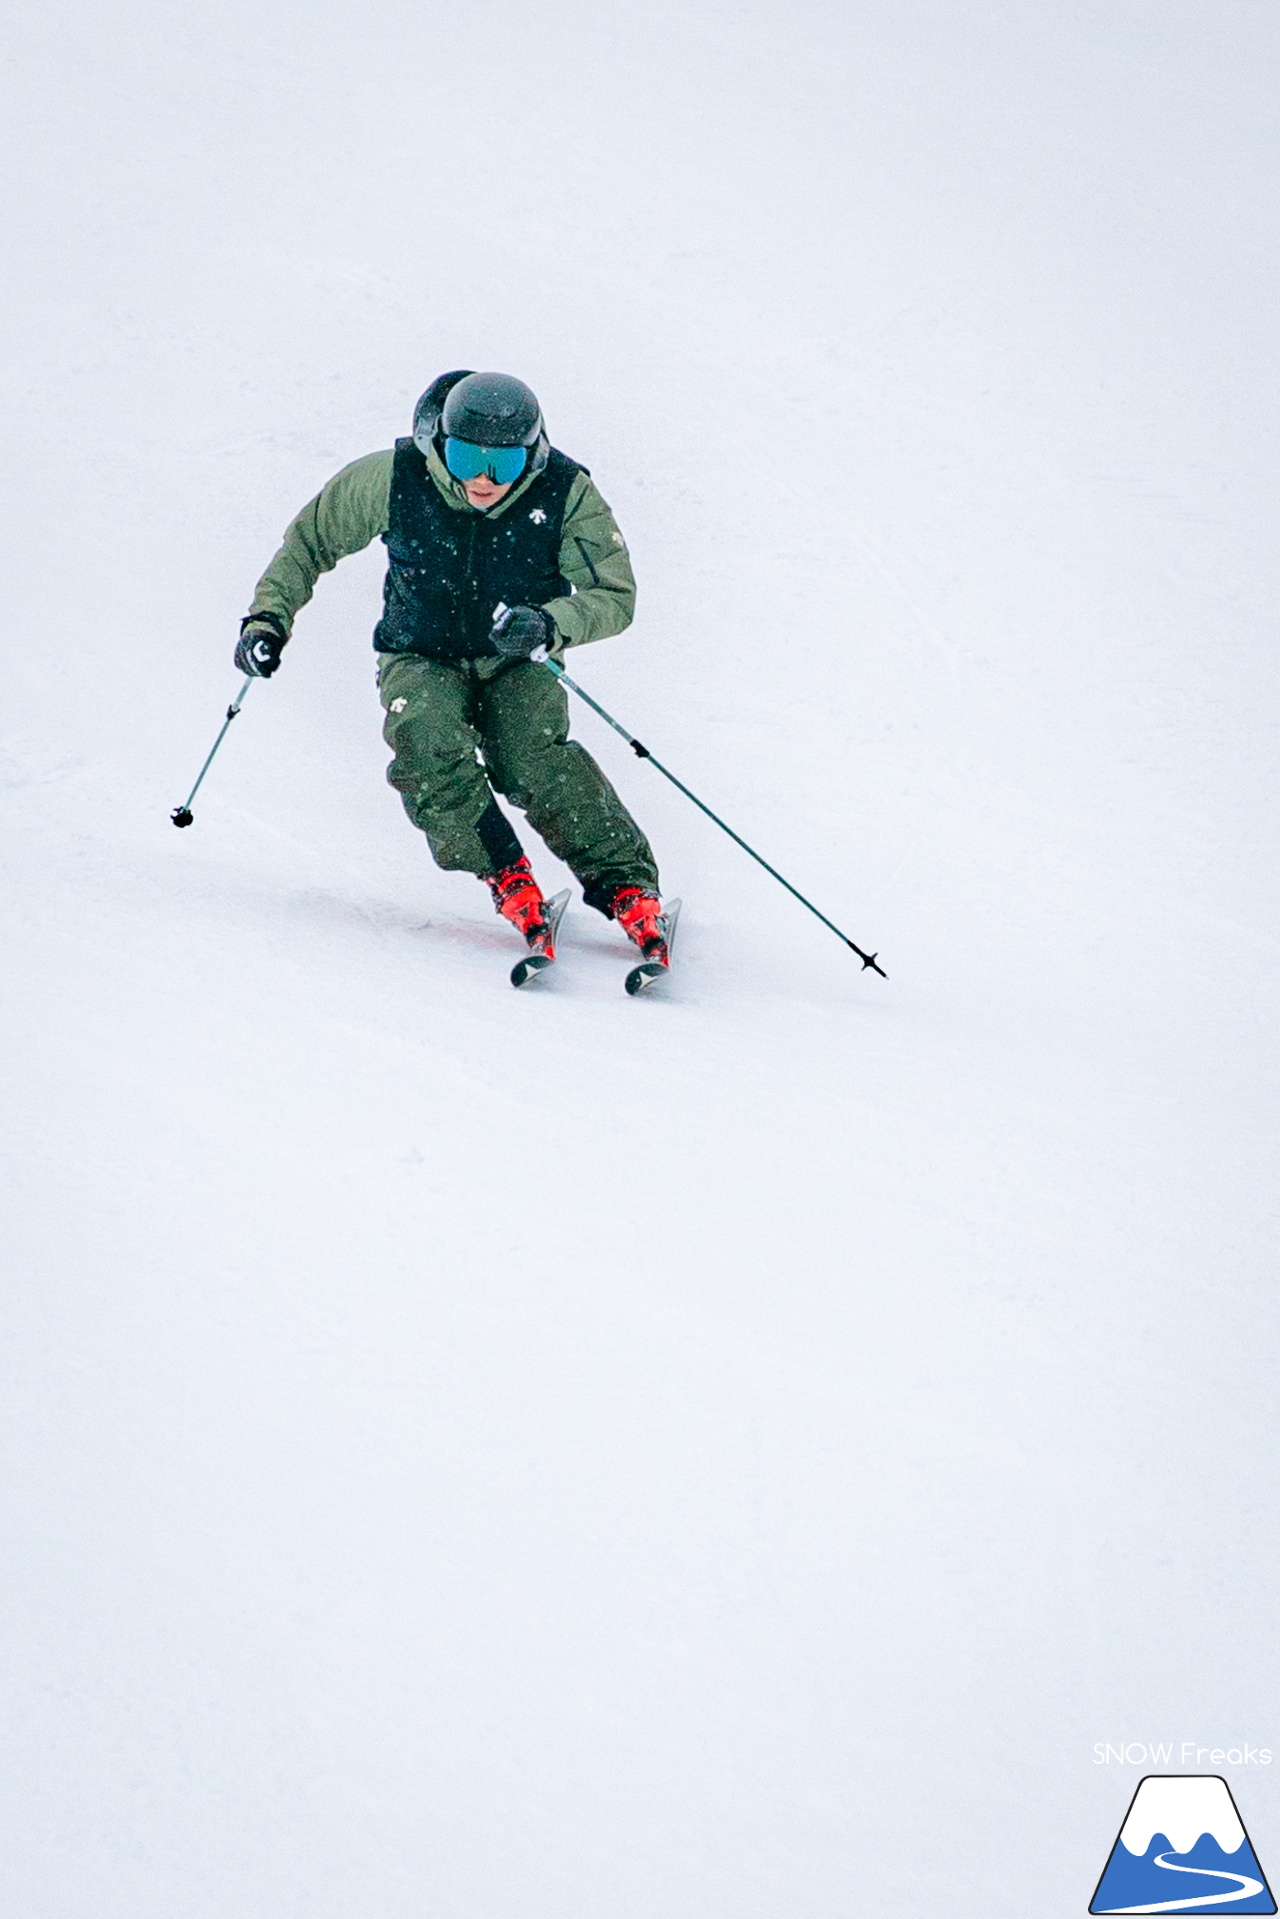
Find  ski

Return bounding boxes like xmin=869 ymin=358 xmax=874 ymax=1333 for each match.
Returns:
xmin=510 ymin=888 xmax=571 ymax=988
xmin=624 ymin=897 xmax=682 ymax=996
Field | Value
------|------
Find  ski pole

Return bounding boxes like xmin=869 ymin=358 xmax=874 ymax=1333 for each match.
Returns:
xmin=170 ymin=676 xmax=254 ymax=827
xmin=543 ymin=658 xmax=886 ymax=976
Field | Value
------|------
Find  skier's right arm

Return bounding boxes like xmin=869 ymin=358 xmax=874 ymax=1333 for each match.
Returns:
xmin=239 ymin=450 xmax=394 ymax=666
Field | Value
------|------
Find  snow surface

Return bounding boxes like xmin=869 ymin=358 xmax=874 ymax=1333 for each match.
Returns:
xmin=2 ymin=2 xmax=1278 ymax=1915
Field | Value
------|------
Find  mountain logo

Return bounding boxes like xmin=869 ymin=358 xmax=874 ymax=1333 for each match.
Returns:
xmin=1090 ymin=1775 xmax=1276 ymax=1914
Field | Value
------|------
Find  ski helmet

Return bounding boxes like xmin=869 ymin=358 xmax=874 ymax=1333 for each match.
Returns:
xmin=441 ymin=371 xmax=543 ymax=449
xmin=412 ymin=369 xmax=549 ymax=482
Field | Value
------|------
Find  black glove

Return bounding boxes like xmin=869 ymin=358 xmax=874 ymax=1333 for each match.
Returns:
xmin=234 ymin=615 xmax=288 ymax=678
xmin=491 ymin=605 xmax=554 ymax=660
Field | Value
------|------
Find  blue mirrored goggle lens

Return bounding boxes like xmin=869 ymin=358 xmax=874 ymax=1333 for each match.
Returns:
xmin=443 ymin=438 xmax=528 ymax=484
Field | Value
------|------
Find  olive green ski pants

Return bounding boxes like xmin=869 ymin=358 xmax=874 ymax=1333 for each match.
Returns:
xmin=377 ymin=652 xmax=659 ymax=912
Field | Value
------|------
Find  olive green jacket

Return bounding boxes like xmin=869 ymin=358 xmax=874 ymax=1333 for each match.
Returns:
xmin=245 ymin=440 xmax=636 ymax=653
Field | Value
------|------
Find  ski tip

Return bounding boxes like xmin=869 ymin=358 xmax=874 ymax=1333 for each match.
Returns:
xmin=511 ymin=952 xmax=556 ymax=988
xmin=170 ymin=806 xmax=194 ymax=828
xmin=624 ymin=959 xmax=668 ymax=996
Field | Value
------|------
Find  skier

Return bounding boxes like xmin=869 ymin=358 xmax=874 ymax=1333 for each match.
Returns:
xmin=237 ymin=369 xmax=667 ymax=968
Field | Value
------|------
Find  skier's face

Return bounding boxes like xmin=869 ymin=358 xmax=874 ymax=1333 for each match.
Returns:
xmin=461 ymin=475 xmax=513 ymax=510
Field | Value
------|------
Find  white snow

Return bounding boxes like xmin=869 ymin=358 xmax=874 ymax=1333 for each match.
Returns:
xmin=2 ymin=3 xmax=1278 ymax=1916
xmin=1120 ymin=1777 xmax=1246 ymax=1858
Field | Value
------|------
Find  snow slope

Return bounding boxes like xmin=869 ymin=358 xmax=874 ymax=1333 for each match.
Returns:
xmin=2 ymin=2 xmax=1277 ymax=1914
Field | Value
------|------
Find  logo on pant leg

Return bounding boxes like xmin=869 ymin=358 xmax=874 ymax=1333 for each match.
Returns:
xmin=390 ymin=697 xmax=407 ymax=712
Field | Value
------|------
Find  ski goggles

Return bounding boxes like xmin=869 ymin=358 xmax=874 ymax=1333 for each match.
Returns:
xmin=443 ymin=437 xmax=528 ymax=485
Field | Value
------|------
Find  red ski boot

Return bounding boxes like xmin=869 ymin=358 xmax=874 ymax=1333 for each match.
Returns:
xmin=611 ymin=886 xmax=669 ymax=964
xmin=486 ymin=857 xmax=551 ymax=949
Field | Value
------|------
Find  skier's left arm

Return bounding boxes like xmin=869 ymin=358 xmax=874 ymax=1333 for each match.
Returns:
xmin=542 ymin=475 xmax=636 ymax=650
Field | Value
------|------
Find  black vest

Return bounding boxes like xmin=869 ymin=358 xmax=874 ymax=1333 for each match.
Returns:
xmin=373 ymin=440 xmax=583 ymax=659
